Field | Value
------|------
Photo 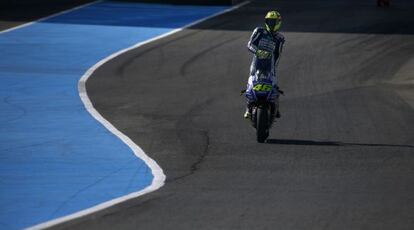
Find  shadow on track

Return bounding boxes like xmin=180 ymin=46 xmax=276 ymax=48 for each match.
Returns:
xmin=266 ymin=139 xmax=414 ymax=148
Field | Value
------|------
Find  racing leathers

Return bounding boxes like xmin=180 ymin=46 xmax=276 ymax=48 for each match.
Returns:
xmin=245 ymin=27 xmax=285 ymax=118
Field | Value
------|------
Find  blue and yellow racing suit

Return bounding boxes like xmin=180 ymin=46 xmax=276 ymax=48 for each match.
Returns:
xmin=245 ymin=27 xmax=285 ymax=116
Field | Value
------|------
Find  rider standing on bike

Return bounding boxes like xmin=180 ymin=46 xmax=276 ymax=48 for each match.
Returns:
xmin=244 ymin=10 xmax=285 ymax=119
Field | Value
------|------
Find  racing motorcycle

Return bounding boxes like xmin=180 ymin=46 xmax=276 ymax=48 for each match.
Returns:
xmin=242 ymin=69 xmax=283 ymax=143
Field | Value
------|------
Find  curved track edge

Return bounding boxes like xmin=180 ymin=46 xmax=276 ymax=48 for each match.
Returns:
xmin=25 ymin=1 xmax=250 ymax=229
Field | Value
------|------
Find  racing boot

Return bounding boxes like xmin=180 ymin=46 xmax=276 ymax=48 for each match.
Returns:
xmin=244 ymin=108 xmax=252 ymax=119
xmin=274 ymin=99 xmax=281 ymax=118
xmin=244 ymin=103 xmax=252 ymax=119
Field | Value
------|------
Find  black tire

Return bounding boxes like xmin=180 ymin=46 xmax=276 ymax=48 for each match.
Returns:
xmin=256 ymin=107 xmax=268 ymax=143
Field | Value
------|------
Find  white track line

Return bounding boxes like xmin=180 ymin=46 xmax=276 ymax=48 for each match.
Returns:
xmin=17 ymin=1 xmax=250 ymax=229
xmin=0 ymin=1 xmax=101 ymax=34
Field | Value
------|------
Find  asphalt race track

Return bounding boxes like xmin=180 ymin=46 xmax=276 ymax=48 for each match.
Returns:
xmin=0 ymin=2 xmax=228 ymax=228
xmin=9 ymin=0 xmax=414 ymax=229
xmin=51 ymin=0 xmax=414 ymax=229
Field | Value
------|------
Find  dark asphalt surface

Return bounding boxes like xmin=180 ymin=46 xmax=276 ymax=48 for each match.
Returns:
xmin=5 ymin=0 xmax=414 ymax=229
xmin=66 ymin=1 xmax=414 ymax=229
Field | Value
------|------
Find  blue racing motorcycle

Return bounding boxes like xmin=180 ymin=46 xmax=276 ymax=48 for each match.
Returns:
xmin=242 ymin=69 xmax=282 ymax=143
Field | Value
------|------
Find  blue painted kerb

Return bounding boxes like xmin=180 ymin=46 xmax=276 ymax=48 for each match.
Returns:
xmin=0 ymin=2 xmax=228 ymax=229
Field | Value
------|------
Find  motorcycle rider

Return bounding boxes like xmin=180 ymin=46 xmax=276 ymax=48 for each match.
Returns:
xmin=244 ymin=10 xmax=285 ymax=119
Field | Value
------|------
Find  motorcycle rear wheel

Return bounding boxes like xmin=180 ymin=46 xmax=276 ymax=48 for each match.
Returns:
xmin=256 ymin=107 xmax=269 ymax=143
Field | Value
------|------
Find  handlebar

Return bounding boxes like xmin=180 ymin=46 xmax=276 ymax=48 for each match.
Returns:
xmin=240 ymin=88 xmax=284 ymax=96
